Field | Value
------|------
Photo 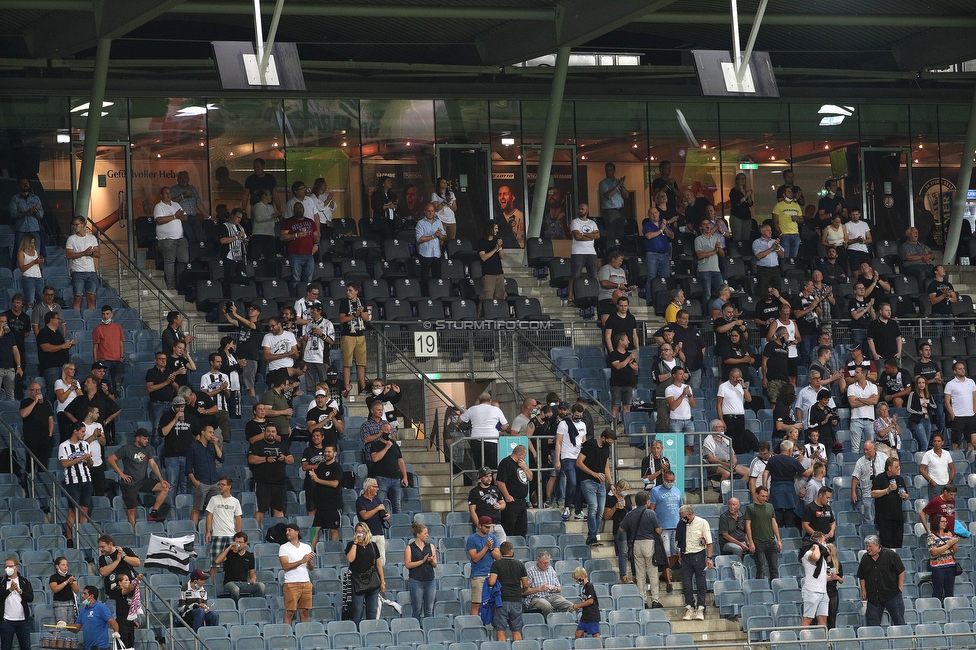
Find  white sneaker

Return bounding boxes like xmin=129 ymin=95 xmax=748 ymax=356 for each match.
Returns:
xmin=562 ymin=507 xmax=570 ymax=520
xmin=695 ymin=606 xmax=705 ymax=620
xmin=683 ymin=605 xmax=694 ymax=621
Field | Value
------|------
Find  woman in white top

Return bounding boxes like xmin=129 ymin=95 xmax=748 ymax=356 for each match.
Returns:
xmin=311 ymin=178 xmax=336 ymax=228
xmin=55 ymin=362 xmax=82 ymax=442
xmin=431 ymin=177 xmax=457 ymax=240
xmin=249 ymin=188 xmax=280 ymax=261
xmin=820 ymin=214 xmax=848 ymax=270
xmin=17 ymin=233 xmax=43 ymax=308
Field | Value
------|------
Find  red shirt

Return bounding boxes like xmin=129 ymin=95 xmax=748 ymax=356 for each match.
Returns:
xmin=281 ymin=216 xmax=317 ymax=256
xmin=91 ymin=322 xmax=125 ymax=362
xmin=922 ymin=495 xmax=956 ymax=531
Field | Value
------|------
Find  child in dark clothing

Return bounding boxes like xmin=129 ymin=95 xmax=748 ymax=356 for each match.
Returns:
xmin=572 ymin=567 xmax=601 ymax=638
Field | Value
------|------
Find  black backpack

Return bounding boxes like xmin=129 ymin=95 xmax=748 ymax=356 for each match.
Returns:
xmin=264 ymin=522 xmax=289 ymax=545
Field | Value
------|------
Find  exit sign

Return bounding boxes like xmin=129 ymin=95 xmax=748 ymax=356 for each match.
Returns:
xmin=739 ymin=163 xmax=759 ymax=170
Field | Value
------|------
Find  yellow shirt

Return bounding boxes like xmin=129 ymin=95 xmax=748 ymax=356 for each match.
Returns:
xmin=773 ymin=200 xmax=803 ymax=235
xmin=665 ymin=302 xmax=681 ymax=323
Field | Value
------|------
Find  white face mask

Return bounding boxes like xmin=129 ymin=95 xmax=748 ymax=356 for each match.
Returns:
xmin=784 ymin=196 xmax=794 ymax=203
xmin=4 ymin=567 xmax=14 ymax=577
xmin=102 ymin=318 xmax=112 ymax=325
xmin=372 ymin=389 xmax=383 ymax=396
xmin=57 ymin=569 xmax=67 ymax=576
xmin=663 ymin=481 xmax=675 ymax=490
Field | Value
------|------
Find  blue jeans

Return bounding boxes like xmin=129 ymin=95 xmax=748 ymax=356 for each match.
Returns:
xmin=350 ymin=587 xmax=379 ymax=626
xmin=164 ymin=455 xmax=188 ymax=496
xmin=865 ymin=592 xmax=905 ymax=626
xmin=223 ymin=581 xmax=266 ymax=601
xmin=71 ymin=271 xmax=99 ymax=297
xmin=645 ymin=252 xmax=671 ymax=299
xmin=408 ymin=578 xmax=436 ymax=621
xmin=850 ymin=419 xmax=874 ymax=454
xmin=187 ymin=606 xmax=219 ymax=631
xmin=671 ymin=418 xmax=697 ymax=449
xmin=850 ymin=329 xmax=868 ymax=352
xmin=21 ymin=275 xmax=42 ymax=306
xmin=698 ymin=270 xmax=723 ymax=302
xmin=101 ymin=360 xmax=125 ymax=396
xmin=615 ymin=529 xmax=628 ymax=578
xmin=376 ymin=476 xmax=403 ymax=514
xmin=0 ymin=618 xmax=31 ymax=650
xmin=559 ymin=459 xmax=578 ymax=511
xmin=148 ymin=402 xmax=170 ymax=449
xmin=932 ymin=564 xmax=956 ymax=601
xmin=289 ymin=254 xmax=315 ymax=293
xmin=779 ymin=234 xmax=800 ymax=259
xmin=912 ymin=418 xmax=932 ymax=452
xmin=579 ymin=479 xmax=607 ymax=541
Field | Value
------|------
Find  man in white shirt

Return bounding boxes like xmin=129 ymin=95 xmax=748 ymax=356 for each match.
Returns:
xmin=302 ymin=302 xmax=335 ymax=389
xmin=205 ymin=477 xmax=243 ymax=583
xmin=795 ymin=370 xmax=834 ymax=428
xmin=200 ymin=354 xmax=231 ymax=441
xmin=847 ymin=366 xmax=879 ymax=453
xmin=569 ymin=203 xmax=600 ymax=300
xmin=748 ymin=441 xmax=771 ymax=501
xmin=65 ymin=216 xmax=101 ymax=310
xmin=665 ymin=367 xmax=696 ymax=453
xmin=153 ymin=186 xmax=190 ymax=290
xmin=285 ymin=180 xmax=321 ymax=226
xmin=555 ymin=402 xmax=587 ymax=521
xmin=844 ymin=208 xmax=872 ymax=271
xmin=799 ymin=531 xmax=830 ymax=627
xmin=702 ymin=421 xmax=749 ymax=483
xmin=716 ymin=368 xmax=759 ymax=453
xmin=460 ymin=392 xmax=509 ymax=469
xmin=0 ymin=556 xmax=32 ymax=650
xmin=278 ymin=523 xmax=314 ymax=624
xmin=262 ymin=317 xmax=299 ymax=373
xmin=850 ymin=441 xmax=886 ymax=524
xmin=919 ymin=433 xmax=956 ymax=499
xmin=944 ymin=361 xmax=976 ymax=451
xmin=293 ymin=283 xmax=322 ymax=326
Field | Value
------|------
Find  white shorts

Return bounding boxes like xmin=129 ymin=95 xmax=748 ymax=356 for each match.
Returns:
xmin=801 ymin=588 xmax=829 ymax=619
xmin=660 ymin=529 xmax=677 ymax=557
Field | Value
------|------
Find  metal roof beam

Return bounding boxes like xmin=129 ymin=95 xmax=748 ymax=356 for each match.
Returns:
xmin=635 ymin=12 xmax=976 ymax=27
xmin=476 ymin=0 xmax=676 ymax=66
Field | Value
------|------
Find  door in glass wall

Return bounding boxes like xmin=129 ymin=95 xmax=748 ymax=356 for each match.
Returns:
xmin=72 ymin=143 xmax=134 ymax=259
xmin=521 ymin=145 xmax=579 ymax=243
xmin=860 ymin=148 xmax=913 ymax=243
xmin=437 ymin=145 xmax=490 ymax=242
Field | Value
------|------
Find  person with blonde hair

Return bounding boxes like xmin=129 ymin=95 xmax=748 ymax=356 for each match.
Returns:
xmin=346 ymin=521 xmax=384 ymax=626
xmin=571 ymin=567 xmax=601 ymax=638
xmin=16 ymin=233 xmax=42 ymax=307
xmin=405 ymin=522 xmax=437 ymax=621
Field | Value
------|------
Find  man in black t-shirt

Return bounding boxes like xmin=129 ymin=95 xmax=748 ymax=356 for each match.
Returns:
xmin=572 ymin=568 xmax=602 ymax=638
xmin=468 ymin=468 xmax=506 ymax=541
xmin=871 ymin=457 xmax=908 ymax=549
xmin=215 ymin=532 xmax=266 ymax=601
xmin=603 ymin=296 xmax=638 ymax=352
xmin=4 ymin=294 xmax=31 ymax=376
xmin=167 ymin=340 xmax=195 ymax=389
xmin=309 ymin=444 xmax=342 ymax=546
xmin=801 ymin=486 xmax=836 ymax=540
xmin=752 ymin=286 xmax=789 ymax=330
xmin=792 ymin=280 xmax=824 ymax=367
xmin=146 ymin=351 xmax=179 ymax=446
xmin=478 ymin=222 xmax=506 ymax=304
xmin=243 ymin=157 xmax=277 ymax=209
xmin=487 ymin=541 xmax=529 ymax=641
xmin=159 ymin=396 xmax=194 ymax=506
xmin=878 ymin=360 xmax=912 ymax=407
xmin=37 ymin=310 xmax=72 ymax=402
xmin=608 ymin=333 xmax=638 ymax=423
xmin=245 ymin=402 xmax=269 ymax=444
xmin=928 ymin=265 xmax=958 ymax=336
xmin=97 ymin=534 xmax=140 ymax=612
xmin=496 ymin=445 xmax=532 ymax=538
xmin=576 ymin=429 xmax=616 ymax=546
xmin=914 ymin=342 xmax=945 ymax=432
xmin=247 ymin=424 xmax=293 ymax=526
xmin=762 ymin=328 xmax=791 ymax=405
xmin=306 ymin=389 xmax=343 ymax=449
xmin=369 ymin=422 xmax=407 ymax=514
xmin=847 ymin=282 xmax=875 ymax=351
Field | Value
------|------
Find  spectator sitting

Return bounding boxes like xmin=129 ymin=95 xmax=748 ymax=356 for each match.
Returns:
xmin=718 ymin=497 xmax=749 ymax=558
xmin=215 ymin=532 xmax=266 ymax=602
xmin=179 ymin=569 xmax=218 ymax=631
xmin=878 ymin=359 xmax=912 ymax=408
xmin=523 ymin=550 xmax=574 ymax=617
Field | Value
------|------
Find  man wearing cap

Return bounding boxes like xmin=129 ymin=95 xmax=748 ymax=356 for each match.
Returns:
xmin=369 ymin=421 xmax=409 ymax=514
xmin=469 ymin=467 xmax=507 ymax=544
xmin=301 ymin=301 xmax=335 ymax=389
xmin=467 ymin=516 xmax=501 ymax=615
xmin=279 ymin=523 xmax=314 ymax=624
xmin=91 ymin=305 xmax=125 ymax=395
xmin=159 ymin=395 xmax=194 ymax=502
xmin=89 ymin=361 xmax=115 ymax=399
xmin=179 ymin=569 xmax=219 ymax=631
xmin=306 ymin=388 xmax=343 ymax=449
xmin=106 ymin=429 xmax=169 ymax=527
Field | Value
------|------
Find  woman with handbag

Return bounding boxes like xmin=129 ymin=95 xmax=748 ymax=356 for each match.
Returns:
xmin=346 ymin=522 xmax=385 ymax=626
xmin=404 ymin=522 xmax=438 ymax=621
xmin=928 ymin=514 xmax=961 ymax=601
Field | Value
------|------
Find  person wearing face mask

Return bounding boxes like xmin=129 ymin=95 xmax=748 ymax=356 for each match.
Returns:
xmin=555 ymin=403 xmax=587 ymax=522
xmin=676 ymin=504 xmax=713 ymax=621
xmin=649 ymin=470 xmax=682 ymax=594
xmin=526 ymin=404 xmax=557 ymax=507
xmin=619 ymin=489 xmax=664 ymax=607
xmin=0 ymin=557 xmax=33 ymax=650
xmin=91 ymin=305 xmax=125 ymax=396
xmin=57 ymin=586 xmax=120 ymax=650
xmin=365 ymin=378 xmax=402 ymax=424
xmin=49 ymin=556 xmax=79 ymax=625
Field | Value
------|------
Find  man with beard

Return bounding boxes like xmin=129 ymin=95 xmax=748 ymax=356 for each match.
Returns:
xmin=497 ymin=445 xmax=533 ymax=538
xmin=468 ymin=467 xmax=507 ymax=544
xmin=497 ymin=185 xmax=525 ymax=247
xmin=159 ymin=396 xmax=194 ymax=501
xmin=308 ymin=444 xmax=341 ymax=546
xmin=542 ymin=186 xmax=569 ymax=239
xmin=248 ymin=424 xmax=294 ymax=526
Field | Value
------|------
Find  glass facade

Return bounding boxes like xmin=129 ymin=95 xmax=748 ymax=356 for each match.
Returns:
xmin=1 ymin=96 xmax=974 ymax=252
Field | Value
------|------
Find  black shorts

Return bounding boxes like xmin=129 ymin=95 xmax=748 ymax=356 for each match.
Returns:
xmin=304 ymin=484 xmax=317 ymax=512
xmin=255 ymin=483 xmax=287 ymax=513
xmin=950 ymin=415 xmax=976 ymax=445
xmin=312 ymin=507 xmax=342 ymax=530
xmin=120 ymin=477 xmax=160 ymax=509
xmin=64 ymin=481 xmax=93 ymax=510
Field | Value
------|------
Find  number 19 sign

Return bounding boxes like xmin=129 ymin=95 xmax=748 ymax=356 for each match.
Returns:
xmin=414 ymin=331 xmax=438 ymax=358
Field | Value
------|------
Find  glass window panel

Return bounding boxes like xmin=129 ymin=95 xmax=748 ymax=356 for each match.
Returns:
xmin=359 ymin=99 xmax=435 ymax=232
xmin=908 ymin=105 xmax=942 ymax=244
xmin=283 ymin=99 xmax=360 ymax=222
xmin=434 ymin=100 xmax=489 ymax=144
xmin=859 ymin=104 xmax=909 ymax=148
xmin=69 ymin=95 xmax=129 ymax=143
xmin=930 ymin=104 xmax=976 ymax=246
xmin=519 ymin=100 xmax=574 ymax=144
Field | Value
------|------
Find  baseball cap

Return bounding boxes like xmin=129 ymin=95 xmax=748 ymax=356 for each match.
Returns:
xmin=478 ymin=516 xmax=493 ymax=526
xmin=172 ymin=396 xmax=186 ymax=406
xmin=134 ymin=428 xmax=150 ymax=439
xmin=478 ymin=467 xmax=496 ymax=478
xmin=315 ymin=389 xmax=328 ymax=397
xmin=190 ymin=569 xmax=207 ymax=581
xmin=310 ymin=302 xmax=323 ymax=311
xmin=848 ymin=343 xmax=862 ymax=352
xmin=285 ymin=523 xmax=300 ymax=532
xmin=90 ymin=361 xmax=107 ymax=370
xmin=660 ymin=325 xmax=674 ymax=334
xmin=558 ymin=401 xmax=570 ymax=410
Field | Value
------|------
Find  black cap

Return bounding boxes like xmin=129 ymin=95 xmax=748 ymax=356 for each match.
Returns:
xmin=849 ymin=343 xmax=862 ymax=352
xmin=91 ymin=361 xmax=107 ymax=370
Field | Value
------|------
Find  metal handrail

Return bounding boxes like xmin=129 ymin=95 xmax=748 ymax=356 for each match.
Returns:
xmin=1 ymin=423 xmax=214 ymax=650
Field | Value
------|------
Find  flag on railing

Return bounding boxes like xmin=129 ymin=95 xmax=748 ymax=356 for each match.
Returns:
xmin=145 ymin=534 xmax=197 ymax=575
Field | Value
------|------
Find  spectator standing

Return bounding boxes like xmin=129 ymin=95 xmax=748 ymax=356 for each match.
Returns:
xmin=604 ymin=480 xmax=633 ymax=584
xmin=718 ymin=497 xmax=749 ymax=558
xmin=571 ymin=567 xmax=602 ymax=639
xmin=752 ymin=223 xmax=784 ymax=294
xmin=262 ymin=316 xmax=298 ymax=375
xmin=96 ymin=535 xmax=140 ymax=642
xmin=497 ymin=445 xmax=532 ymax=538
xmin=673 ymin=311 xmax=706 ymax=389
xmin=300 ymin=430 xmax=325 ymax=518
xmin=279 ymin=201 xmax=319 ymax=295
xmin=847 ymin=283 xmax=875 ymax=351
xmin=153 ymin=187 xmax=190 ymax=290
xmin=928 ymin=265 xmax=958 ymax=335
xmin=927 ymin=514 xmax=960 ymax=601
xmin=475 ymin=220 xmax=507 ymax=306
xmin=824 ymin=544 xmax=844 ymax=629
xmin=249 ymin=187 xmax=280 ymax=260
xmin=338 ymin=283 xmax=370 ymax=397
xmin=367 ymin=425 xmax=406 ymax=504
xmin=607 ymin=333 xmax=638 ymax=424
xmin=772 ymin=186 xmax=803 ymax=260
xmin=49 ymin=557 xmax=79 ymax=625
xmin=39 ymin=313 xmax=74 ymax=405
xmin=649 ymin=470 xmax=682 ymax=593
xmin=677 ymin=504 xmax=712 ymax=621
xmin=919 ymin=435 xmax=955 ymax=499
xmin=346 ymin=522 xmax=385 ymax=626
xmin=415 ymin=203 xmax=447 ymax=291
xmin=749 ymin=442 xmax=772 ymax=502
xmin=568 ymin=204 xmax=600 ymax=302
xmin=651 ymin=341 xmax=684 ymax=433
xmin=171 ymin=171 xmax=211 ymax=243
xmin=729 ymin=173 xmax=754 ymax=241
xmin=106 ymin=429 xmax=168 ymax=528
xmin=215 ymin=533 xmax=265 ymax=601
xmin=665 ymin=367 xmax=696 ymax=451
xmin=944 ymin=361 xmax=976 ymax=450
xmin=799 ymin=532 xmax=830 ymax=627
xmin=763 ymin=440 xmax=811 ymax=529
xmin=179 ymin=569 xmax=219 ymax=631
xmin=306 ymin=388 xmax=343 ymax=449
xmin=597 ymin=252 xmax=632 ymax=304
xmin=365 ymin=379 xmax=402 ymax=425
xmin=9 ymin=177 xmax=45 ymax=259
xmin=308 ymin=444 xmax=342 ymax=546
xmin=909 ymin=373 xmax=939 ymax=452
xmin=851 ymin=441 xmax=885 ymax=524
xmin=487 ymin=541 xmax=529 ymax=642
xmin=577 ymin=430 xmax=615 ymax=546
xmin=59 ymin=422 xmax=93 ymax=547
xmin=247 ymin=424 xmax=293 ymax=525
xmin=199 ymin=355 xmax=231 ymax=442
xmin=871 ymin=457 xmax=908 ymax=548
xmin=356 ymin=478 xmax=390 ymax=560
xmin=801 ymin=486 xmax=836 ymax=540
xmin=279 ymin=524 xmax=314 ymax=625
xmin=873 ymin=403 xmax=903 ymax=457
xmin=866 ymin=303 xmax=901 ymax=362
xmin=204 ymin=476 xmax=242 ymax=582
xmin=620 ymin=491 xmax=664 ymax=608
xmin=716 ymin=369 xmax=759 ymax=453
xmin=159 ymin=396 xmax=193 ymax=499
xmin=767 ymin=303 xmax=800 ymax=381
xmin=695 ymin=218 xmax=725 ymax=303
xmin=460 ymin=392 xmax=508 ymax=470
xmin=0 ymin=316 xmax=21 ymax=402
xmin=467 ymin=517 xmax=501 ymax=615
xmin=523 ymin=550 xmax=573 ymax=616
xmin=261 ymin=374 xmax=294 ymax=447
xmin=920 ymin=483 xmax=958 ymax=535
xmin=640 ymin=439 xmax=670 ymax=489
xmin=186 ymin=426 xmax=222 ymax=526
xmin=30 ymin=286 xmax=65 ymax=338
xmin=598 ymin=163 xmax=629 ymax=239
xmin=745 ymin=486 xmax=782 ymax=582
xmin=642 ymin=206 xmax=672 ymax=302
xmin=91 ymin=305 xmax=125 ymax=395
xmin=299 ymin=302 xmax=334 ymax=389
xmin=0 ymin=556 xmax=32 ymax=650
xmin=844 ymin=208 xmax=871 ymax=269
xmin=468 ymin=467 xmax=507 ymax=544
xmin=857 ymin=535 xmax=906 ymax=626
xmin=603 ymin=295 xmax=639 ymax=353
xmin=146 ymin=352 xmax=178 ymax=444
xmin=431 ymin=177 xmax=457 ymax=239
xmin=404 ymin=523 xmax=437 ymax=621
xmin=224 ymin=303 xmax=261 ymax=397
xmin=847 ymin=366 xmax=879 ymax=454
xmin=65 ymin=216 xmax=100 ymax=311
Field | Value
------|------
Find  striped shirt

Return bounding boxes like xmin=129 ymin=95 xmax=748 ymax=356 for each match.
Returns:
xmin=58 ymin=440 xmax=92 ymax=485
